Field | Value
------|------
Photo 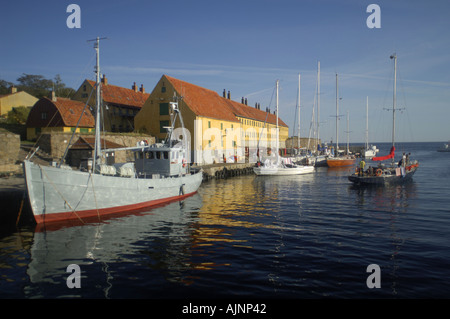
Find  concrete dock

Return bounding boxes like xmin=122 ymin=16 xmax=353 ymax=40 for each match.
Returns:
xmin=199 ymin=162 xmax=255 ymax=181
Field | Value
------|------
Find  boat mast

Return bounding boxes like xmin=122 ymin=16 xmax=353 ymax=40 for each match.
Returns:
xmin=365 ymin=96 xmax=369 ymax=150
xmin=317 ymin=61 xmax=320 ymax=151
xmin=346 ymin=110 xmax=350 ymax=154
xmin=390 ymin=53 xmax=397 ymax=148
xmin=297 ymin=74 xmax=301 ymax=150
xmin=88 ymin=37 xmax=107 ymax=171
xmin=335 ymin=73 xmax=339 ymax=154
xmin=276 ymin=79 xmax=279 ymax=160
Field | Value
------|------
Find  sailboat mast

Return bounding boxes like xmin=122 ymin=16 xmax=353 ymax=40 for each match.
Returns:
xmin=317 ymin=61 xmax=320 ymax=150
xmin=297 ymin=74 xmax=301 ymax=149
xmin=276 ymin=79 xmax=279 ymax=158
xmin=390 ymin=54 xmax=397 ymax=148
xmin=335 ymin=73 xmax=339 ymax=153
xmin=346 ymin=110 xmax=350 ymax=154
xmin=366 ymin=96 xmax=369 ymax=150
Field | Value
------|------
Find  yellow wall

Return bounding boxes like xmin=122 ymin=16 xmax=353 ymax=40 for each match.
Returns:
xmin=27 ymin=126 xmax=95 ymax=140
xmin=0 ymin=91 xmax=38 ymax=116
xmin=134 ymin=76 xmax=289 ymax=163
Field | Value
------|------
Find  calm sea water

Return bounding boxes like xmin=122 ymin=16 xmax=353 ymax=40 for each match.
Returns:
xmin=1 ymin=142 xmax=450 ymax=302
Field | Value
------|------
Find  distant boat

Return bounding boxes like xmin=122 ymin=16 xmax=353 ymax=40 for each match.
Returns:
xmin=326 ymin=73 xmax=356 ymax=168
xmin=23 ymin=38 xmax=203 ymax=225
xmin=254 ymin=80 xmax=315 ymax=176
xmin=348 ymin=54 xmax=419 ymax=185
xmin=363 ymin=96 xmax=379 ymax=159
xmin=437 ymin=142 xmax=450 ymax=152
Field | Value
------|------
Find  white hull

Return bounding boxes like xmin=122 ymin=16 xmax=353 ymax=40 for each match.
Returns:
xmin=23 ymin=160 xmax=203 ymax=224
xmin=253 ymin=164 xmax=314 ymax=176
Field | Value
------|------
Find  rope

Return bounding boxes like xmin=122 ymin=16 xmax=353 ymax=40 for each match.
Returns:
xmin=15 ymin=192 xmax=26 ymax=226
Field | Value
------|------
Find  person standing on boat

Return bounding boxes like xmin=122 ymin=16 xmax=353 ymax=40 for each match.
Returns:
xmin=402 ymin=152 xmax=406 ymax=167
xmin=359 ymin=159 xmax=365 ymax=176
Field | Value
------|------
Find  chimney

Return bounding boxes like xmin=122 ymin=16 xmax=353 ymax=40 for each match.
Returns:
xmin=102 ymin=74 xmax=108 ymax=85
xmin=10 ymin=86 xmax=17 ymax=94
xmin=140 ymin=84 xmax=145 ymax=93
xmin=223 ymin=89 xmax=226 ymax=98
xmin=241 ymin=97 xmax=245 ymax=104
xmin=132 ymin=82 xmax=137 ymax=92
xmin=50 ymin=90 xmax=57 ymax=102
xmin=245 ymin=98 xmax=248 ymax=105
xmin=227 ymin=91 xmax=230 ymax=100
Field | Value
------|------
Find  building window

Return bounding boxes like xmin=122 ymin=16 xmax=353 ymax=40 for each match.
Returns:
xmin=208 ymin=121 xmax=211 ymax=128
xmin=159 ymin=103 xmax=169 ymax=115
xmin=160 ymin=120 xmax=169 ymax=133
xmin=83 ymin=85 xmax=86 ymax=91
xmin=41 ymin=112 xmax=47 ymax=120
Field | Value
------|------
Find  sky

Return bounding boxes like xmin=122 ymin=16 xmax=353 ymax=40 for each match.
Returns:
xmin=1 ymin=0 xmax=449 ymax=143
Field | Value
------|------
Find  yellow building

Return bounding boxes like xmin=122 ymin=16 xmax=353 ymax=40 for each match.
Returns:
xmin=72 ymin=76 xmax=149 ymax=132
xmin=134 ymin=75 xmax=289 ymax=164
xmin=26 ymin=92 xmax=95 ymax=140
xmin=0 ymin=87 xmax=38 ymax=117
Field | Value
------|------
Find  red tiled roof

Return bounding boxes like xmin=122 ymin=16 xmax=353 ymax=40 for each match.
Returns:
xmin=164 ymin=75 xmax=288 ymax=127
xmin=54 ymin=97 xmax=95 ymax=127
xmin=26 ymin=97 xmax=94 ymax=128
xmin=86 ymin=80 xmax=149 ymax=108
xmin=165 ymin=75 xmax=240 ymax=123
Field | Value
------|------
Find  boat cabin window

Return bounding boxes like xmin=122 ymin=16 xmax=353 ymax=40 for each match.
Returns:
xmin=145 ymin=151 xmax=154 ymax=159
xmin=156 ymin=151 xmax=161 ymax=159
xmin=164 ymin=151 xmax=169 ymax=159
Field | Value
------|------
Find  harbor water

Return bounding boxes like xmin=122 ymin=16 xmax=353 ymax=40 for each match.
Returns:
xmin=1 ymin=142 xmax=450 ymax=300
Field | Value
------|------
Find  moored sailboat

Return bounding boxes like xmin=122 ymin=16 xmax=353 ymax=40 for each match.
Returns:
xmin=348 ymin=54 xmax=419 ymax=185
xmin=326 ymin=73 xmax=356 ymax=168
xmin=253 ymin=80 xmax=314 ymax=176
xmin=23 ymin=38 xmax=203 ymax=225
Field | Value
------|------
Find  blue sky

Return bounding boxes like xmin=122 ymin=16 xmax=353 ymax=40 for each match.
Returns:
xmin=1 ymin=0 xmax=449 ymax=143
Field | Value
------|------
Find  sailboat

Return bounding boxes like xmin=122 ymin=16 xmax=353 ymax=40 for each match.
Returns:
xmin=326 ymin=73 xmax=356 ymax=167
xmin=363 ymin=96 xmax=379 ymax=159
xmin=348 ymin=54 xmax=419 ymax=185
xmin=22 ymin=37 xmax=203 ymax=225
xmin=307 ymin=61 xmax=330 ymax=167
xmin=253 ymin=80 xmax=314 ymax=176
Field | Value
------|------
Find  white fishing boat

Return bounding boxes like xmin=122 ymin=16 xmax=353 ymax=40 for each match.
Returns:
xmin=254 ymin=80 xmax=314 ymax=176
xmin=348 ymin=54 xmax=419 ymax=185
xmin=23 ymin=37 xmax=203 ymax=225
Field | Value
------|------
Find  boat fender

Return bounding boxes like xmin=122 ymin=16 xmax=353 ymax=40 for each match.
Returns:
xmin=376 ymin=169 xmax=382 ymax=176
xmin=182 ymin=158 xmax=187 ymax=168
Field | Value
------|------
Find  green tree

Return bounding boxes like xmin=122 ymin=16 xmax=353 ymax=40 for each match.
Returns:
xmin=0 ymin=79 xmax=14 ymax=94
xmin=16 ymin=73 xmax=54 ymax=98
xmin=6 ymin=106 xmax=31 ymax=124
xmin=53 ymin=74 xmax=76 ymax=98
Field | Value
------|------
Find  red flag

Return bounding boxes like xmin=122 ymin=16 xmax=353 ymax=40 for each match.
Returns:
xmin=372 ymin=146 xmax=395 ymax=161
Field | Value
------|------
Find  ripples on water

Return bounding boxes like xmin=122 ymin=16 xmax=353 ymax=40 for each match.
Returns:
xmin=1 ymin=142 xmax=450 ymax=299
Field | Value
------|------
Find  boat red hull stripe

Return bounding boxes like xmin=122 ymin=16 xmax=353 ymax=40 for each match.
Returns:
xmin=33 ymin=191 xmax=197 ymax=224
